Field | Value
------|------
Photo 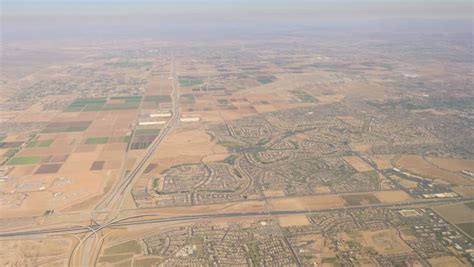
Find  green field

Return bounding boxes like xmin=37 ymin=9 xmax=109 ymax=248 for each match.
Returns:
xmin=42 ymin=126 xmax=89 ymax=133
xmin=8 ymin=156 xmax=42 ymax=165
xmin=27 ymin=139 xmax=54 ymax=148
xmin=103 ymin=96 xmax=141 ymax=110
xmin=134 ymin=128 xmax=160 ymax=135
xmin=179 ymin=94 xmax=195 ymax=104
xmin=64 ymin=98 xmax=107 ymax=112
xmin=144 ymin=95 xmax=172 ymax=105
xmin=179 ymin=76 xmax=203 ymax=86
xmin=457 ymin=222 xmax=474 ymax=238
xmin=85 ymin=137 xmax=109 ymax=144
xmin=256 ymin=75 xmax=276 ymax=84
xmin=110 ymin=96 xmax=142 ymax=102
xmin=0 ymin=136 xmax=6 ymax=142
xmin=3 ymin=149 xmax=18 ymax=158
xmin=465 ymin=201 xmax=474 ymax=210
xmin=105 ymin=60 xmax=152 ymax=69
xmin=289 ymin=89 xmax=317 ymax=103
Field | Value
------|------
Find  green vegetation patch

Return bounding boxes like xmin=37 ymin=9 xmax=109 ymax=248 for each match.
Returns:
xmin=256 ymin=75 xmax=276 ymax=84
xmin=186 ymin=236 xmax=205 ymax=257
xmin=3 ymin=149 xmax=18 ymax=158
xmin=464 ymin=201 xmax=474 ymax=210
xmin=64 ymin=105 xmax=84 ymax=112
xmin=133 ymin=258 xmax=161 ymax=267
xmin=0 ymin=136 xmax=7 ymax=142
xmin=85 ymin=137 xmax=109 ymax=144
xmin=144 ymin=95 xmax=172 ymax=103
xmin=342 ymin=194 xmax=381 ymax=206
xmin=457 ymin=222 xmax=474 ymax=238
xmin=179 ymin=76 xmax=203 ymax=86
xmin=108 ymin=136 xmax=130 ymax=143
xmin=103 ymin=240 xmax=142 ymax=255
xmin=247 ymin=241 xmax=261 ymax=266
xmin=99 ymin=254 xmax=133 ymax=264
xmin=364 ymin=171 xmax=380 ymax=190
xmin=82 ymin=104 xmax=104 ymax=112
xmin=27 ymin=139 xmax=54 ymax=148
xmin=102 ymin=102 xmax=140 ymax=111
xmin=290 ymin=89 xmax=317 ymax=103
xmin=322 ymin=257 xmax=343 ymax=267
xmin=134 ymin=128 xmax=160 ymax=135
xmin=223 ymin=155 xmax=237 ymax=165
xmin=180 ymin=94 xmax=196 ymax=104
xmin=64 ymin=98 xmax=107 ymax=112
xmin=42 ymin=126 xmax=89 ymax=133
xmin=105 ymin=60 xmax=152 ymax=69
xmin=110 ymin=96 xmax=142 ymax=102
xmin=144 ymin=95 xmax=171 ymax=106
xmin=72 ymin=98 xmax=107 ymax=105
xmin=8 ymin=156 xmax=42 ymax=165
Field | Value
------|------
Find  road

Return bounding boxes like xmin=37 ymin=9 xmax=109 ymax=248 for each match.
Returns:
xmin=69 ymin=56 xmax=181 ymax=266
xmin=0 ymin=196 xmax=470 ymax=239
xmin=93 ymin=56 xmax=180 ymax=216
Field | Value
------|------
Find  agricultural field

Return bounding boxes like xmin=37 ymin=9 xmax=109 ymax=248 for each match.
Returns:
xmin=1 ymin=10 xmax=473 ymax=266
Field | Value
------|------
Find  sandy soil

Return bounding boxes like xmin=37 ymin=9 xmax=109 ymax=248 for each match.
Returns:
xmin=360 ymin=229 xmax=412 ymax=255
xmin=395 ymin=155 xmax=473 ymax=186
xmin=278 ymin=215 xmax=310 ymax=227
xmin=343 ymin=156 xmax=374 ymax=172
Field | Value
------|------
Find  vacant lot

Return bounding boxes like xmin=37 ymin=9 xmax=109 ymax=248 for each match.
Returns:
xmin=375 ymin=190 xmax=411 ymax=203
xmin=361 ymin=229 xmax=412 ymax=255
xmin=434 ymin=203 xmax=474 ymax=224
xmin=426 ymin=157 xmax=474 ymax=172
xmin=278 ymin=215 xmax=310 ymax=227
xmin=270 ymin=195 xmax=345 ymax=210
xmin=343 ymin=156 xmax=373 ymax=172
xmin=456 ymin=222 xmax=474 ymax=239
xmin=342 ymin=194 xmax=380 ymax=206
xmin=428 ymin=256 xmax=466 ymax=267
xmin=395 ymin=155 xmax=473 ymax=186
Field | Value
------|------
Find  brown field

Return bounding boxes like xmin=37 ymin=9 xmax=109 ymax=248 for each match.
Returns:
xmin=201 ymin=153 xmax=230 ymax=163
xmin=395 ymin=155 xmax=473 ymax=186
xmin=0 ymin=237 xmax=72 ymax=266
xmin=391 ymin=175 xmax=419 ymax=189
xmin=426 ymin=157 xmax=474 ymax=172
xmin=374 ymin=190 xmax=412 ymax=203
xmin=360 ymin=229 xmax=412 ymax=255
xmin=270 ymin=195 xmax=345 ymax=210
xmin=434 ymin=203 xmax=474 ymax=224
xmin=263 ymin=190 xmax=286 ymax=197
xmin=369 ymin=154 xmax=395 ymax=170
xmin=90 ymin=161 xmax=105 ymax=171
xmin=350 ymin=143 xmax=373 ymax=153
xmin=314 ymin=186 xmax=332 ymax=193
xmin=151 ymin=127 xmax=227 ymax=172
xmin=428 ymin=256 xmax=467 ymax=267
xmin=342 ymin=194 xmax=380 ymax=206
xmin=452 ymin=186 xmax=474 ymax=197
xmin=34 ymin=163 xmax=62 ymax=174
xmin=343 ymin=156 xmax=373 ymax=172
xmin=278 ymin=215 xmax=310 ymax=227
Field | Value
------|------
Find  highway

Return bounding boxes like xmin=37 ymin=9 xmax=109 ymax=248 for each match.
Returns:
xmin=1 ymin=196 xmax=471 ymax=239
xmin=68 ymin=56 xmax=181 ymax=266
xmin=93 ymin=56 xmax=180 ymax=215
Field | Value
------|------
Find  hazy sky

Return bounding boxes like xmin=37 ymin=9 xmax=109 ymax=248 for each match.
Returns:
xmin=3 ymin=0 xmax=472 ymax=19
xmin=2 ymin=0 xmax=471 ymax=43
